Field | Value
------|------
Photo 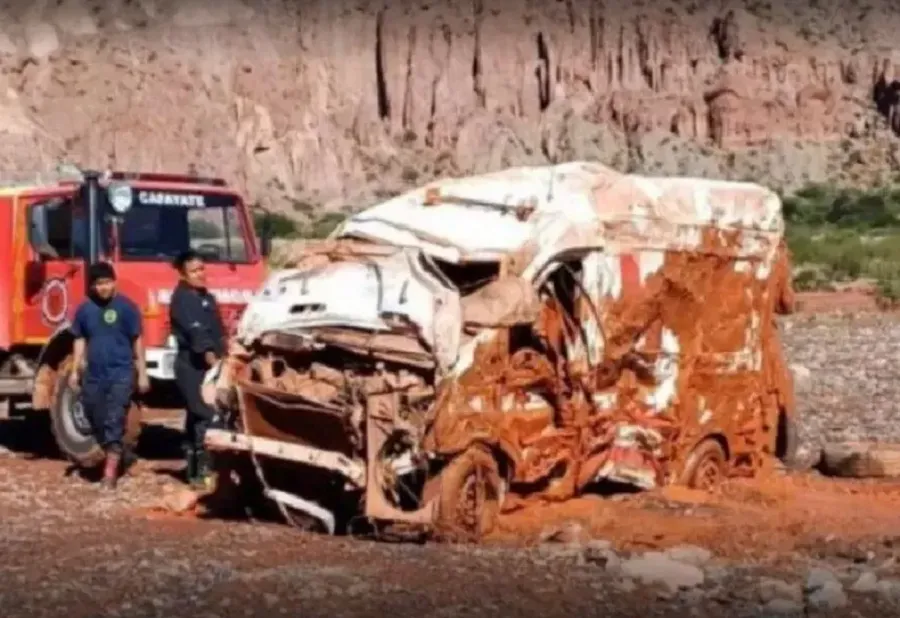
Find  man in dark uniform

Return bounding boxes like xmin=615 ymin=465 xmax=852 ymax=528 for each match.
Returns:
xmin=69 ymin=262 xmax=150 ymax=490
xmin=169 ymin=250 xmax=226 ymax=489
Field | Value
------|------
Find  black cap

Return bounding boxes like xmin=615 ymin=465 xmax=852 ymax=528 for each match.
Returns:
xmin=88 ymin=262 xmax=116 ymax=285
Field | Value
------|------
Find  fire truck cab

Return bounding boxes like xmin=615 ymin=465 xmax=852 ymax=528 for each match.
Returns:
xmin=0 ymin=169 xmax=270 ymax=465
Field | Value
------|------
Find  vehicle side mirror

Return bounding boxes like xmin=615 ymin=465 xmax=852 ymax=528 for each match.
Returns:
xmin=27 ymin=204 xmax=51 ymax=259
xmin=25 ymin=261 xmax=46 ymax=296
xmin=259 ymin=219 xmax=273 ymax=258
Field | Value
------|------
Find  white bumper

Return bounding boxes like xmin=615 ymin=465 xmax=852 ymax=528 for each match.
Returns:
xmin=145 ymin=346 xmax=177 ymax=381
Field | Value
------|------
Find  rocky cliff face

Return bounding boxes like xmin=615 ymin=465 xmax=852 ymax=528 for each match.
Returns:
xmin=2 ymin=0 xmax=900 ymax=217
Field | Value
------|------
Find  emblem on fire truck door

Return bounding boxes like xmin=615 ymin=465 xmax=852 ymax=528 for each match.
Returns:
xmin=40 ymin=278 xmax=68 ymax=326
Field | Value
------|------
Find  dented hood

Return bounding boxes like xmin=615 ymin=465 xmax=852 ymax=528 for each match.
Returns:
xmin=235 ymin=249 xmax=463 ymax=368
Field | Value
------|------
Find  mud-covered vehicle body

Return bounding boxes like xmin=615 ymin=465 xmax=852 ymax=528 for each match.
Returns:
xmin=203 ymin=162 xmax=796 ymax=538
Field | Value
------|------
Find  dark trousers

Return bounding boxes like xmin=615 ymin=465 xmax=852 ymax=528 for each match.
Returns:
xmin=81 ymin=378 xmax=133 ymax=453
xmin=174 ymin=356 xmax=215 ymax=452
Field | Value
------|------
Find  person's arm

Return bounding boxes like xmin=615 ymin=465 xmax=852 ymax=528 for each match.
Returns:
xmin=71 ymin=338 xmax=86 ymax=377
xmin=130 ymin=304 xmax=148 ymax=377
xmin=170 ymin=291 xmax=217 ymax=364
xmin=209 ymin=297 xmax=228 ymax=365
xmin=127 ymin=303 xmax=150 ymax=393
xmin=69 ymin=308 xmax=87 ymax=387
xmin=132 ymin=334 xmax=146 ymax=374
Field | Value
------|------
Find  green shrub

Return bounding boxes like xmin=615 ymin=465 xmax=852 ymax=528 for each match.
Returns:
xmin=253 ymin=212 xmax=299 ymax=239
xmin=299 ymin=212 xmax=346 ymax=239
xmin=783 ymin=183 xmax=900 ymax=289
xmin=252 ymin=211 xmax=348 ymax=240
xmin=792 ymin=268 xmax=829 ymax=292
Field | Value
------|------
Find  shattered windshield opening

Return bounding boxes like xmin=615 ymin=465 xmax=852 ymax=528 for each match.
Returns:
xmin=110 ymin=199 xmax=250 ymax=263
xmin=426 ymin=258 xmax=500 ymax=296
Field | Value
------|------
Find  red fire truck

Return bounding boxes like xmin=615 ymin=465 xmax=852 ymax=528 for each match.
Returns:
xmin=0 ymin=169 xmax=271 ymax=466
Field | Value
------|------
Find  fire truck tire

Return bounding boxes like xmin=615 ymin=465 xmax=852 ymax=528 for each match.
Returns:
xmin=819 ymin=442 xmax=900 ymax=478
xmin=50 ymin=362 xmax=105 ymax=467
xmin=435 ymin=445 xmax=502 ymax=542
xmin=680 ymin=438 xmax=728 ymax=491
xmin=49 ymin=358 xmax=143 ymax=468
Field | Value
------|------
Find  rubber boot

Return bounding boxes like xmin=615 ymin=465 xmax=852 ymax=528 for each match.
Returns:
xmin=191 ymin=449 xmax=213 ymax=491
xmin=100 ymin=451 xmax=121 ymax=491
xmin=184 ymin=446 xmax=198 ymax=485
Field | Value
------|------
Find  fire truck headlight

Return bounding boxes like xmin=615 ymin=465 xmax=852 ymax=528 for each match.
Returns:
xmin=107 ymin=183 xmax=133 ymax=215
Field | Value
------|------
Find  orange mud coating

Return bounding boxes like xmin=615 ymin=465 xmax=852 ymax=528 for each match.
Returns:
xmin=491 ymin=472 xmax=900 ymax=562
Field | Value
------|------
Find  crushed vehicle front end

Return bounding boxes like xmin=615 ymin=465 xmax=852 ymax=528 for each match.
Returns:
xmin=203 ymin=239 xmax=479 ymax=535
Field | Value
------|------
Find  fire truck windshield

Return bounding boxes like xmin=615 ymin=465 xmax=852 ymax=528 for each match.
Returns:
xmin=109 ymin=195 xmax=252 ymax=263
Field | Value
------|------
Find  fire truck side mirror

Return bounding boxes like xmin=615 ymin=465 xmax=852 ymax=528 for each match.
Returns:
xmin=27 ymin=203 xmax=50 ymax=257
xmin=260 ymin=233 xmax=272 ymax=258
xmin=258 ymin=217 xmax=273 ymax=258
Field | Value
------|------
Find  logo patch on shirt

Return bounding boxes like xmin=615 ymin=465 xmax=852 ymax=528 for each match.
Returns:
xmin=103 ymin=309 xmax=118 ymax=325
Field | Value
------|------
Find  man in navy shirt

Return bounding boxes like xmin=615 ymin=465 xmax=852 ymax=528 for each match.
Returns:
xmin=169 ymin=250 xmax=226 ymax=489
xmin=69 ymin=262 xmax=150 ymax=489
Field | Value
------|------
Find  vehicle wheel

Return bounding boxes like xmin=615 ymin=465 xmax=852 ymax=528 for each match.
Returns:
xmin=50 ymin=358 xmax=104 ymax=467
xmin=775 ymin=410 xmax=800 ymax=469
xmin=679 ymin=438 xmax=728 ymax=491
xmin=49 ymin=358 xmax=144 ymax=467
xmin=435 ymin=445 xmax=503 ymax=542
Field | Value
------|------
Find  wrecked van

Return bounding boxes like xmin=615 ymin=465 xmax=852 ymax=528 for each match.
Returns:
xmin=202 ymin=162 xmax=797 ymax=540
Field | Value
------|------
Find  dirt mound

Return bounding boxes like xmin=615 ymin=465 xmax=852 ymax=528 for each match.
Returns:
xmin=494 ymin=472 xmax=900 ymax=561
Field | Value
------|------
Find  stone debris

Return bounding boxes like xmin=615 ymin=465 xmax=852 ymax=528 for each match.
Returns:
xmin=619 ymin=552 xmax=706 ymax=593
xmin=804 ymin=567 xmax=848 ymax=610
xmin=157 ymin=487 xmax=201 ymax=515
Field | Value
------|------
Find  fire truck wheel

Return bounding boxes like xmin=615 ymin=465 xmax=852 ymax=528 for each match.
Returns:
xmin=435 ymin=445 xmax=503 ymax=542
xmin=680 ymin=438 xmax=728 ymax=491
xmin=49 ymin=359 xmax=105 ymax=468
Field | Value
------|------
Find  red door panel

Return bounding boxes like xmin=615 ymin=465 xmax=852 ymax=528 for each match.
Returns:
xmin=19 ymin=190 xmax=86 ymax=344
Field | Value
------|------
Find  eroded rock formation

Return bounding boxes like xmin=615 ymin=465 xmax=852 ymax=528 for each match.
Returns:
xmin=0 ymin=0 xmax=900 ymax=212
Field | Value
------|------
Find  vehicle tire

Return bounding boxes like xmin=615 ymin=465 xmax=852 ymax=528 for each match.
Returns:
xmin=435 ymin=445 xmax=503 ymax=542
xmin=775 ymin=409 xmax=800 ymax=469
xmin=679 ymin=438 xmax=728 ymax=491
xmin=49 ymin=357 xmax=143 ymax=467
xmin=819 ymin=442 xmax=900 ymax=478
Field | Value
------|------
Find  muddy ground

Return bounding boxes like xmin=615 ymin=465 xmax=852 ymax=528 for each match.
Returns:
xmin=2 ymin=297 xmax=900 ymax=617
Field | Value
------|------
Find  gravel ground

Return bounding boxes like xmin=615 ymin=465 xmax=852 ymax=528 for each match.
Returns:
xmin=0 ymin=312 xmax=899 ymax=617
xmin=781 ymin=313 xmax=900 ymax=447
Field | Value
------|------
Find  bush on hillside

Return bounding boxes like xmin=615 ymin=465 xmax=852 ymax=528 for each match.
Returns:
xmin=782 ymin=183 xmax=900 ymax=299
xmin=253 ymin=211 xmax=299 ymax=238
xmin=783 ymin=184 xmax=900 ymax=230
xmin=253 ymin=211 xmax=347 ymax=240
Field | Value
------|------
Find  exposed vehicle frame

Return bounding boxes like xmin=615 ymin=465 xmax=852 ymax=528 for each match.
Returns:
xmin=202 ymin=162 xmax=796 ymax=540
